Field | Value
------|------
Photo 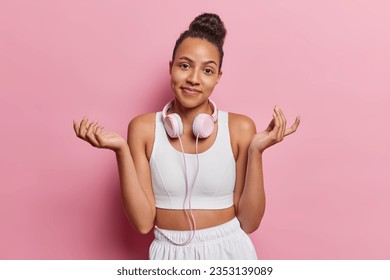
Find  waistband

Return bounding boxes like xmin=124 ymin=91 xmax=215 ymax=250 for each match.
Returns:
xmin=153 ymin=217 xmax=242 ymax=245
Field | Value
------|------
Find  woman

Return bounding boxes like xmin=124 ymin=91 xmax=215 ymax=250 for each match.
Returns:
xmin=73 ymin=13 xmax=300 ymax=260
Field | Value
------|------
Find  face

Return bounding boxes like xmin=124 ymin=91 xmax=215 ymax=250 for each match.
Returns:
xmin=169 ymin=37 xmax=222 ymax=108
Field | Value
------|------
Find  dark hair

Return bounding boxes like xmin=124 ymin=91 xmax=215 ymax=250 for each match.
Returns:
xmin=172 ymin=13 xmax=227 ymax=71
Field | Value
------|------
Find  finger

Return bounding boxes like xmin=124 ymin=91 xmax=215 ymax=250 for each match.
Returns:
xmin=95 ymin=125 xmax=103 ymax=135
xmin=95 ymin=126 xmax=107 ymax=146
xmin=85 ymin=120 xmax=95 ymax=137
xmin=274 ymin=106 xmax=282 ymax=140
xmin=86 ymin=121 xmax=98 ymax=137
xmin=73 ymin=120 xmax=80 ymax=136
xmin=93 ymin=124 xmax=100 ymax=134
xmin=269 ymin=112 xmax=280 ymax=141
xmin=273 ymin=106 xmax=283 ymax=141
xmin=276 ymin=106 xmax=287 ymax=141
xmin=265 ymin=117 xmax=275 ymax=132
xmin=285 ymin=116 xmax=301 ymax=136
xmin=79 ymin=116 xmax=89 ymax=137
xmin=86 ymin=121 xmax=100 ymax=147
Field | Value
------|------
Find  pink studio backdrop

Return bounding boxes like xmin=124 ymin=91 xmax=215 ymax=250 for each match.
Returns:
xmin=1 ymin=0 xmax=389 ymax=259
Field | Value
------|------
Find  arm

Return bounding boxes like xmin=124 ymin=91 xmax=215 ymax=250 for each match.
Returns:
xmin=232 ymin=106 xmax=300 ymax=234
xmin=237 ymin=139 xmax=266 ymax=234
xmin=231 ymin=114 xmax=264 ymax=234
xmin=73 ymin=115 xmax=156 ymax=234
xmin=123 ymin=114 xmax=156 ymax=234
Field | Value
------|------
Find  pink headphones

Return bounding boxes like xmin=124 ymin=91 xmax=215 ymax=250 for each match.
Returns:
xmin=162 ymin=99 xmax=218 ymax=139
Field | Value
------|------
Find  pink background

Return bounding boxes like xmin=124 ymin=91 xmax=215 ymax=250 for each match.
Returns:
xmin=1 ymin=0 xmax=389 ymax=259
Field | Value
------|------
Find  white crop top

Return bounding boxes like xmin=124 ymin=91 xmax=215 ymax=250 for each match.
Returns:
xmin=149 ymin=110 xmax=236 ymax=210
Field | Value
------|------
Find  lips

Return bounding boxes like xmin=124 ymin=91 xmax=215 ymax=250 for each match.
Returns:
xmin=181 ymin=87 xmax=202 ymax=95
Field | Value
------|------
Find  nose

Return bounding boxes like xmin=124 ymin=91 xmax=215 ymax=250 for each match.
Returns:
xmin=186 ymin=69 xmax=200 ymax=85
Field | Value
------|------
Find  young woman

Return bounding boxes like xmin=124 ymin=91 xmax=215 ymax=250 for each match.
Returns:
xmin=73 ymin=13 xmax=300 ymax=260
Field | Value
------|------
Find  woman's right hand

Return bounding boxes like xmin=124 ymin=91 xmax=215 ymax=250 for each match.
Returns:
xmin=73 ymin=116 xmax=127 ymax=152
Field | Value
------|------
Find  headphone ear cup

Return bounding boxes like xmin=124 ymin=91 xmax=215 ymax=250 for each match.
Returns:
xmin=193 ymin=114 xmax=214 ymax=138
xmin=164 ymin=113 xmax=183 ymax=138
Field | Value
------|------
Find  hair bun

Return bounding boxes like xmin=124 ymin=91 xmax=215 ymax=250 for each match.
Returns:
xmin=189 ymin=13 xmax=227 ymax=46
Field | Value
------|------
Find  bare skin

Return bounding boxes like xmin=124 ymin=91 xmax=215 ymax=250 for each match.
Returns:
xmin=73 ymin=37 xmax=300 ymax=234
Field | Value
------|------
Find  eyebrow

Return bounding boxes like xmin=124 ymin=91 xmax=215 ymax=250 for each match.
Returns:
xmin=178 ymin=56 xmax=218 ymax=67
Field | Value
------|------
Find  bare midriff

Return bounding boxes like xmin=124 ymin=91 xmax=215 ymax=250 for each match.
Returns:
xmin=155 ymin=205 xmax=236 ymax=230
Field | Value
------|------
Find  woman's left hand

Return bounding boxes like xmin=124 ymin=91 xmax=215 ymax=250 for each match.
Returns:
xmin=250 ymin=106 xmax=300 ymax=153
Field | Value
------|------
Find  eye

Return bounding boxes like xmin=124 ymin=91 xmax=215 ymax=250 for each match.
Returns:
xmin=180 ymin=63 xmax=190 ymax=69
xmin=204 ymin=68 xmax=214 ymax=75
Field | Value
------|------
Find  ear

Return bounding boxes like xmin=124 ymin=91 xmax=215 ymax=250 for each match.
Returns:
xmin=169 ymin=61 xmax=173 ymax=74
xmin=216 ymin=70 xmax=223 ymax=84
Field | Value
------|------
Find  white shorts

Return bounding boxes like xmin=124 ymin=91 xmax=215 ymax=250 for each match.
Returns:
xmin=149 ymin=217 xmax=258 ymax=260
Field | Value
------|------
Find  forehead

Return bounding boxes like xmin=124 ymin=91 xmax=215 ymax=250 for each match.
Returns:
xmin=174 ymin=37 xmax=220 ymax=64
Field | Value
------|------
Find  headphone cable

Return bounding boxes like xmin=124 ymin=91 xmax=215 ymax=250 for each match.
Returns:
xmin=154 ymin=134 xmax=199 ymax=246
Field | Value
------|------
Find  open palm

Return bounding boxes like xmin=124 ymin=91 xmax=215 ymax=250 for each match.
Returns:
xmin=73 ymin=117 xmax=127 ymax=151
xmin=251 ymin=106 xmax=300 ymax=153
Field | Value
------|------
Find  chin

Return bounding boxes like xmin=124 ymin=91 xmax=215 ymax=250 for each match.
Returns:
xmin=179 ymin=95 xmax=211 ymax=109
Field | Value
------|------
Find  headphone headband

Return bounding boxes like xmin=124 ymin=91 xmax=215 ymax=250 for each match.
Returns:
xmin=161 ymin=99 xmax=218 ymax=121
xmin=162 ymin=99 xmax=218 ymax=139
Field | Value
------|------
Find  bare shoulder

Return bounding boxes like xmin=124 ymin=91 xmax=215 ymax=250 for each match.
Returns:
xmin=228 ymin=112 xmax=256 ymax=134
xmin=128 ymin=112 xmax=156 ymax=136
xmin=227 ymin=112 xmax=257 ymax=158
xmin=128 ymin=112 xmax=156 ymax=154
